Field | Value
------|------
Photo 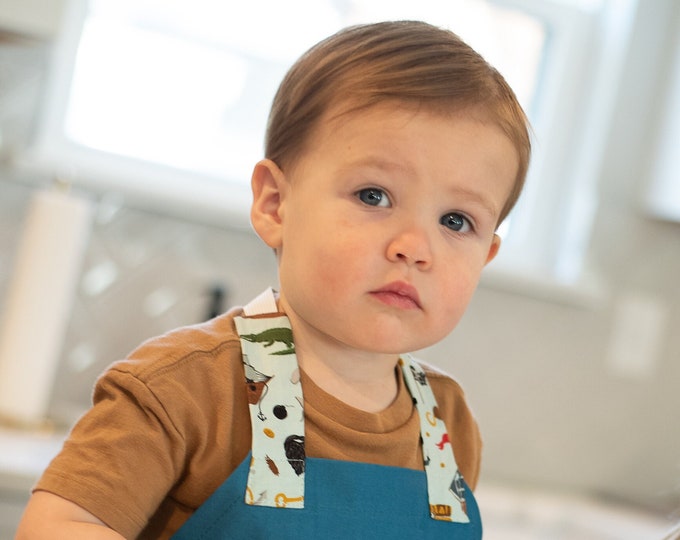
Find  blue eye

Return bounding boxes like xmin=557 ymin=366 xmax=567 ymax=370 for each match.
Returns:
xmin=357 ymin=188 xmax=390 ymax=207
xmin=440 ymin=212 xmax=472 ymax=233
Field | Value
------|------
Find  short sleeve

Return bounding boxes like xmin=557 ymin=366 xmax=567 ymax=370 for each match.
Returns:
xmin=34 ymin=366 xmax=188 ymax=539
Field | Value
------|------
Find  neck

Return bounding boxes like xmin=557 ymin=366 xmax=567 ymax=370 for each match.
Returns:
xmin=299 ymin=350 xmax=400 ymax=413
xmin=292 ymin=324 xmax=400 ymax=413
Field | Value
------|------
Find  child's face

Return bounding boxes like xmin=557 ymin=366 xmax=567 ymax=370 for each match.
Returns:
xmin=252 ymin=103 xmax=518 ymax=357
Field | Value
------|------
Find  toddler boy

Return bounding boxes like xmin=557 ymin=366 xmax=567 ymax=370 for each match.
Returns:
xmin=18 ymin=20 xmax=530 ymax=539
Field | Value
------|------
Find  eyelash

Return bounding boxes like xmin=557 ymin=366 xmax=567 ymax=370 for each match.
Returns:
xmin=439 ymin=212 xmax=473 ymax=233
xmin=356 ymin=187 xmax=390 ymax=207
xmin=355 ymin=187 xmax=474 ymax=233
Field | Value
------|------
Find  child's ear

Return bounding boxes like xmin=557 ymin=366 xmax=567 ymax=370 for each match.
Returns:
xmin=485 ymin=234 xmax=502 ymax=265
xmin=250 ymin=159 xmax=288 ymax=250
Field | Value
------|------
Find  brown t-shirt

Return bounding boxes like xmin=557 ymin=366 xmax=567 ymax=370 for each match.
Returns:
xmin=35 ymin=308 xmax=482 ymax=539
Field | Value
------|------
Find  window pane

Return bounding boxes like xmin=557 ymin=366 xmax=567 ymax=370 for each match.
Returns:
xmin=61 ymin=0 xmax=546 ymax=188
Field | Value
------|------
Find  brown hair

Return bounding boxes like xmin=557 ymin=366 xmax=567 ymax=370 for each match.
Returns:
xmin=265 ymin=20 xmax=531 ymax=226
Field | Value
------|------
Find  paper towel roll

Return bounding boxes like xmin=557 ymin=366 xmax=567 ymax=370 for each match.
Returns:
xmin=0 ymin=187 xmax=93 ymax=426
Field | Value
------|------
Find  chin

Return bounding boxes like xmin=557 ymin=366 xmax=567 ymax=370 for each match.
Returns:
xmin=358 ymin=335 xmax=435 ymax=356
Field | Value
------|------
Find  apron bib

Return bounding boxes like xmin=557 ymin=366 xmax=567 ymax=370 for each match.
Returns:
xmin=173 ymin=289 xmax=482 ymax=539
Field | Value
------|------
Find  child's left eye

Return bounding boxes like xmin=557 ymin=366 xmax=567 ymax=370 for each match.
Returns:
xmin=356 ymin=188 xmax=391 ymax=207
xmin=440 ymin=212 xmax=472 ymax=233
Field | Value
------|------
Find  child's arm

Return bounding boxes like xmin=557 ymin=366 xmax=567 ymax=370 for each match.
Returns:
xmin=16 ymin=491 xmax=125 ymax=539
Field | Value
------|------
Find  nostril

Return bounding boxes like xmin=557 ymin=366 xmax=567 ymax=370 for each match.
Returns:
xmin=387 ymin=237 xmax=431 ymax=266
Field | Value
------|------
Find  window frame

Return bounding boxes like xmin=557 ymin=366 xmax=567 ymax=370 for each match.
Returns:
xmin=482 ymin=0 xmax=639 ymax=296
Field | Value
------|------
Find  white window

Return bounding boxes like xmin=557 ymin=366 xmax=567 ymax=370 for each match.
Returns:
xmin=24 ymin=0 xmax=639 ymax=293
xmin=645 ymin=24 xmax=680 ymax=223
xmin=482 ymin=0 xmax=639 ymax=296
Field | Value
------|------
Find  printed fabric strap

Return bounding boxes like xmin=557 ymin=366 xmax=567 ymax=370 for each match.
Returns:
xmin=234 ymin=288 xmax=305 ymax=509
xmin=399 ymin=355 xmax=471 ymax=523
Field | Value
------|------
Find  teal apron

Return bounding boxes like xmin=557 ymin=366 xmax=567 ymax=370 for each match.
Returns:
xmin=173 ymin=289 xmax=482 ymax=539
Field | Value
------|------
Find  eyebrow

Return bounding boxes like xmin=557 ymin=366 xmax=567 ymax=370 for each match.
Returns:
xmin=445 ymin=186 xmax=499 ymax=221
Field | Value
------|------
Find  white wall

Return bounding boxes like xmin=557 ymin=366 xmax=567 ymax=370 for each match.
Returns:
xmin=0 ymin=0 xmax=66 ymax=39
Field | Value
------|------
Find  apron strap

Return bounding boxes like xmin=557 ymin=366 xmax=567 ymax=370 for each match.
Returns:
xmin=234 ymin=289 xmax=470 ymax=523
xmin=400 ymin=355 xmax=470 ymax=523
xmin=234 ymin=288 xmax=305 ymax=509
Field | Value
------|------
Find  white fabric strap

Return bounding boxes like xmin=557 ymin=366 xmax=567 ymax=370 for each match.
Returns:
xmin=242 ymin=287 xmax=279 ymax=317
xmin=399 ymin=354 xmax=470 ymax=523
xmin=235 ymin=291 xmax=305 ymax=509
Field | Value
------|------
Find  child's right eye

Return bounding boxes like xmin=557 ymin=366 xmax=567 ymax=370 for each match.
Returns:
xmin=356 ymin=188 xmax=391 ymax=207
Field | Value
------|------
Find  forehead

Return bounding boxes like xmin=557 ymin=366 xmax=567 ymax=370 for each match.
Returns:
xmin=312 ymin=100 xmax=513 ymax=161
xmin=297 ymin=100 xmax=517 ymax=197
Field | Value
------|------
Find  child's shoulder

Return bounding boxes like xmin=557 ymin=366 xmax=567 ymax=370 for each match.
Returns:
xmin=107 ymin=307 xmax=245 ymax=384
xmin=415 ymin=357 xmax=463 ymax=387
xmin=412 ymin=357 xmax=471 ymax=407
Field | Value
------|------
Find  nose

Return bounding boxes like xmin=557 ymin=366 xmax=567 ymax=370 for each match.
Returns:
xmin=386 ymin=226 xmax=433 ymax=269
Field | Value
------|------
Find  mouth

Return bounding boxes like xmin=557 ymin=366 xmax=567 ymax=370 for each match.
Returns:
xmin=370 ymin=281 xmax=422 ymax=310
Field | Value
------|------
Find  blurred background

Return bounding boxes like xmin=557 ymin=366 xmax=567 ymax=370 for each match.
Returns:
xmin=0 ymin=0 xmax=679 ymax=538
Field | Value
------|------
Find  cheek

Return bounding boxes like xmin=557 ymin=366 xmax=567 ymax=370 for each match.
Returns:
xmin=428 ymin=288 xmax=474 ymax=345
xmin=282 ymin=215 xmax=364 ymax=286
xmin=314 ymin=231 xmax=372 ymax=288
xmin=433 ymin=261 xmax=483 ymax=320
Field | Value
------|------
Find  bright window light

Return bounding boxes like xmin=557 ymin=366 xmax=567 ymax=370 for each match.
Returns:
xmin=40 ymin=0 xmax=546 ymax=197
